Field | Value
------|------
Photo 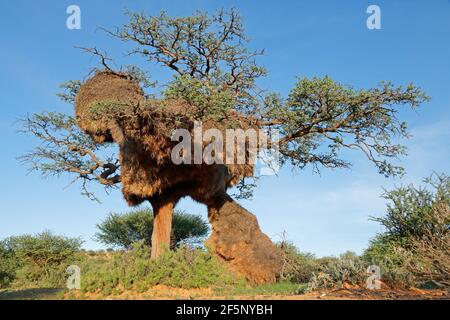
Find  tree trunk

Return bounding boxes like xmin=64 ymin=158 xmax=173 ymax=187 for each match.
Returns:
xmin=150 ymin=199 xmax=174 ymax=259
xmin=206 ymin=193 xmax=282 ymax=284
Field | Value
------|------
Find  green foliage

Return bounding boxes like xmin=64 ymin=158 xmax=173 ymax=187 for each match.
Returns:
xmin=1 ymin=231 xmax=83 ymax=288
xmin=364 ymin=173 xmax=450 ymax=287
xmin=80 ymin=243 xmax=241 ymax=295
xmin=307 ymin=252 xmax=367 ymax=292
xmin=109 ymin=9 xmax=266 ymax=113
xmin=302 ymin=174 xmax=449 ymax=292
xmin=85 ymin=100 xmax=126 ymax=120
xmin=164 ymin=75 xmax=236 ymax=121
xmin=0 ymin=242 xmax=18 ymax=288
xmin=370 ymin=173 xmax=449 ymax=240
xmin=120 ymin=65 xmax=156 ymax=89
xmin=278 ymin=243 xmax=371 ymax=292
xmin=171 ymin=211 xmax=209 ymax=247
xmin=57 ymin=80 xmax=82 ymax=104
xmin=95 ymin=209 xmax=209 ymax=249
xmin=20 ymin=10 xmax=430 ymax=201
xmin=362 ymin=236 xmax=417 ymax=287
xmin=268 ymin=76 xmax=429 ymax=176
xmin=279 ymin=241 xmax=318 ymax=283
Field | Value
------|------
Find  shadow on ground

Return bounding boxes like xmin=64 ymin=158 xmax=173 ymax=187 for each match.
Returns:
xmin=0 ymin=288 xmax=65 ymax=300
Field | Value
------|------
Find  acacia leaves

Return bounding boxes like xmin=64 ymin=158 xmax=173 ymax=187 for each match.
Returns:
xmin=265 ymin=76 xmax=430 ymax=176
xmin=19 ymin=9 xmax=432 ymax=201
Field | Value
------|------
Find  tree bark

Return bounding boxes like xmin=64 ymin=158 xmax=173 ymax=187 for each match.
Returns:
xmin=150 ymin=199 xmax=174 ymax=259
xmin=148 ymin=192 xmax=282 ymax=284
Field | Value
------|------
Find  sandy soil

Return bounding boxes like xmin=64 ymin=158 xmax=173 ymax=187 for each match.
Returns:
xmin=2 ymin=283 xmax=447 ymax=300
xmin=66 ymin=284 xmax=449 ymax=300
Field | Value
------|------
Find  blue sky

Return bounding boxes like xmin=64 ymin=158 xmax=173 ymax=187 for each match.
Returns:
xmin=0 ymin=0 xmax=449 ymax=256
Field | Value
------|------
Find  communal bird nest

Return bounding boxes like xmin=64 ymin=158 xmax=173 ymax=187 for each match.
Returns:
xmin=75 ymin=71 xmax=257 ymax=205
xmin=75 ymin=71 xmax=282 ymax=283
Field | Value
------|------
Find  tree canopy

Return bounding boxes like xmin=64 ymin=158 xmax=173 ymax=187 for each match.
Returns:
xmin=20 ymin=9 xmax=429 ymax=200
xmin=95 ymin=209 xmax=209 ymax=249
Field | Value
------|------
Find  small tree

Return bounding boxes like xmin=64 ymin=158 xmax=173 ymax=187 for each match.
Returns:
xmin=3 ymin=231 xmax=83 ymax=286
xmin=95 ymin=209 xmax=209 ymax=249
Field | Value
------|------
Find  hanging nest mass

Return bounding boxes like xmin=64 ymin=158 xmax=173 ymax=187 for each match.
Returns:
xmin=75 ymin=70 xmax=256 ymax=205
xmin=75 ymin=71 xmax=282 ymax=284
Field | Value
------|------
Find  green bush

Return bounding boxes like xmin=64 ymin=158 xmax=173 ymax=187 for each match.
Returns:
xmin=95 ymin=209 xmax=209 ymax=249
xmin=2 ymin=231 xmax=83 ymax=288
xmin=279 ymin=241 xmax=318 ymax=283
xmin=362 ymin=235 xmax=416 ymax=287
xmin=278 ymin=243 xmax=370 ymax=291
xmin=363 ymin=173 xmax=450 ymax=287
xmin=0 ymin=242 xmax=18 ymax=288
xmin=307 ymin=251 xmax=367 ymax=292
xmin=80 ymin=242 xmax=242 ymax=295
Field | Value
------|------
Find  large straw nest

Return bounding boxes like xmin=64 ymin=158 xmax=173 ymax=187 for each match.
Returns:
xmin=75 ymin=71 xmax=145 ymax=143
xmin=75 ymin=71 xmax=256 ymax=205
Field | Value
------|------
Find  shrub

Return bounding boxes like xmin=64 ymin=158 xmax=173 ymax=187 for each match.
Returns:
xmin=307 ymin=251 xmax=367 ymax=292
xmin=0 ymin=242 xmax=18 ymax=288
xmin=95 ymin=209 xmax=209 ymax=249
xmin=3 ymin=231 xmax=83 ymax=288
xmin=80 ymin=242 xmax=242 ymax=295
xmin=362 ymin=235 xmax=416 ymax=287
xmin=363 ymin=173 xmax=450 ymax=287
xmin=279 ymin=241 xmax=318 ymax=283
